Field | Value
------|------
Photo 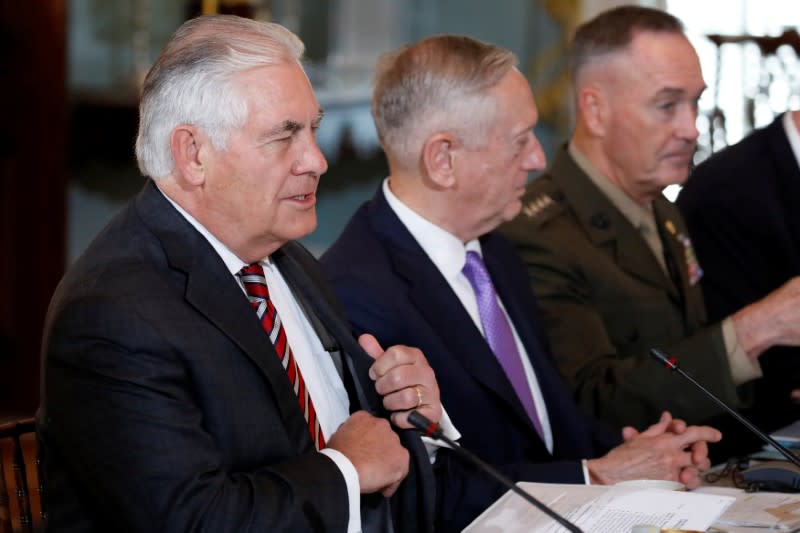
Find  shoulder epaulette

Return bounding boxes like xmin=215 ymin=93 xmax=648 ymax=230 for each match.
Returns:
xmin=519 ymin=177 xmax=565 ymax=224
xmin=521 ymin=193 xmax=555 ymax=219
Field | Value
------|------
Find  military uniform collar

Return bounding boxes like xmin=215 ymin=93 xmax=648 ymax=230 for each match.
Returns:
xmin=568 ymin=142 xmax=658 ymax=236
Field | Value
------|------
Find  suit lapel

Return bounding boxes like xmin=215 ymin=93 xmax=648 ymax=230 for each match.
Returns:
xmin=135 ymin=181 xmax=313 ymax=451
xmin=368 ymin=191 xmax=542 ymax=439
xmin=551 ymin=149 xmax=678 ymax=298
xmin=273 ymin=243 xmax=382 ymax=414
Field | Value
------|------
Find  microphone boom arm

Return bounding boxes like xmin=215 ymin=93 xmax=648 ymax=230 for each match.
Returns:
xmin=408 ymin=411 xmax=584 ymax=533
xmin=649 ymin=347 xmax=800 ymax=468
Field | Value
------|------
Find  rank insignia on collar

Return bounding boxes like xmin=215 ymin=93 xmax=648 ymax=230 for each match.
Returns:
xmin=522 ymin=194 xmax=554 ymax=218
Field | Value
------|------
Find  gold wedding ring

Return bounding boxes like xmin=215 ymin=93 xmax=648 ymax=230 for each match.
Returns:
xmin=414 ymin=385 xmax=423 ymax=409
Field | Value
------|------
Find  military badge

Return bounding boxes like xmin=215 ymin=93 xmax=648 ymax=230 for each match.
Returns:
xmin=664 ymin=220 xmax=703 ymax=286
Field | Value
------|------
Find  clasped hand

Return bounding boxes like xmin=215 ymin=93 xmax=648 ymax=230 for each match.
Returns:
xmin=588 ymin=411 xmax=722 ymax=489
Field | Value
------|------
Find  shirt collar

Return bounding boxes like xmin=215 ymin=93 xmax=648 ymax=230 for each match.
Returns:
xmin=382 ymin=178 xmax=483 ymax=279
xmin=568 ymin=141 xmax=657 ymax=232
xmin=156 ymin=184 xmax=270 ymax=274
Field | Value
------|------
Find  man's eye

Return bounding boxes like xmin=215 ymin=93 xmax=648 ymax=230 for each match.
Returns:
xmin=659 ymin=102 xmax=677 ymax=112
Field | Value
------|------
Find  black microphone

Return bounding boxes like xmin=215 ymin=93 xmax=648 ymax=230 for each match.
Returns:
xmin=408 ymin=411 xmax=583 ymax=533
xmin=649 ymin=347 xmax=800 ymax=468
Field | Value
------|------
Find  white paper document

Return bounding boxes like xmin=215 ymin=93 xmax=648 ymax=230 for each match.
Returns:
xmin=463 ymin=482 xmax=735 ymax=533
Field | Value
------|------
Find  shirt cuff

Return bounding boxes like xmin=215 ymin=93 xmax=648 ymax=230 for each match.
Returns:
xmin=422 ymin=406 xmax=462 ymax=461
xmin=581 ymin=459 xmax=591 ymax=485
xmin=320 ymin=448 xmax=361 ymax=533
xmin=722 ymin=317 xmax=763 ymax=384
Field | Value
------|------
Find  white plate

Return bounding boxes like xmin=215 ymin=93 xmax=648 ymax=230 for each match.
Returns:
xmin=614 ymin=479 xmax=686 ymax=491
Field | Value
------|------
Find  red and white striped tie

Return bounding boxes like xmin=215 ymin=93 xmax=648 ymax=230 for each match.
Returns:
xmin=238 ymin=263 xmax=325 ymax=450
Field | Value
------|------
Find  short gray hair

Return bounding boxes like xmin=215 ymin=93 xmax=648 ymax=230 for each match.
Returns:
xmin=570 ymin=6 xmax=684 ymax=85
xmin=135 ymin=15 xmax=305 ymax=179
xmin=372 ymin=35 xmax=517 ymax=170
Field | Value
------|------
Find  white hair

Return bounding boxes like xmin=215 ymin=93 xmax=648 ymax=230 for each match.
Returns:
xmin=372 ymin=35 xmax=517 ymax=171
xmin=135 ymin=15 xmax=305 ymax=179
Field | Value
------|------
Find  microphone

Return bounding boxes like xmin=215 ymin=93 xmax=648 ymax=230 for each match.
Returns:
xmin=649 ymin=347 xmax=800 ymax=468
xmin=408 ymin=411 xmax=583 ymax=533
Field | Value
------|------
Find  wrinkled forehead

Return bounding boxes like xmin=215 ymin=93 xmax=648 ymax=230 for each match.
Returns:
xmin=488 ymin=69 xmax=539 ymax=128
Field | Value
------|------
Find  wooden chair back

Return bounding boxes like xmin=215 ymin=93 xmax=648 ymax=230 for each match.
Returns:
xmin=0 ymin=418 xmax=44 ymax=533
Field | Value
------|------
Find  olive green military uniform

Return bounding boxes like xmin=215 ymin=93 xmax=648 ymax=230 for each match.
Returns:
xmin=500 ymin=146 xmax=742 ymax=429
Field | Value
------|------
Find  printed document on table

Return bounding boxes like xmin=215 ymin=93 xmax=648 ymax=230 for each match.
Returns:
xmin=463 ymin=482 xmax=734 ymax=533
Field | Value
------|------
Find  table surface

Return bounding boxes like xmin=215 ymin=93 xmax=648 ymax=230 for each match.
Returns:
xmin=699 ymin=461 xmax=800 ymax=532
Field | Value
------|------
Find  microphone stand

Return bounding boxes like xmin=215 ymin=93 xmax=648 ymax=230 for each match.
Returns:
xmin=408 ymin=411 xmax=584 ymax=533
xmin=650 ymin=347 xmax=800 ymax=468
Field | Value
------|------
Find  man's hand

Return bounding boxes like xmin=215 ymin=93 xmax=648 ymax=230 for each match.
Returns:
xmin=587 ymin=411 xmax=721 ymax=489
xmin=733 ymin=276 xmax=800 ymax=359
xmin=327 ymin=411 xmax=409 ymax=496
xmin=359 ymin=333 xmax=442 ymax=428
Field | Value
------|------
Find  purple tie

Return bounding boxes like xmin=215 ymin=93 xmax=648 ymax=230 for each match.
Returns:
xmin=462 ymin=250 xmax=544 ymax=438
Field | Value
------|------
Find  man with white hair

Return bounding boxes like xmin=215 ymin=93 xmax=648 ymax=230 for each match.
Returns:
xmin=39 ymin=15 xmax=440 ymax=532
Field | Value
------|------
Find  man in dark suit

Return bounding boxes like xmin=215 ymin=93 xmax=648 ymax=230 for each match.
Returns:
xmin=678 ymin=110 xmax=800 ymax=433
xmin=38 ymin=15 xmax=442 ymax=532
xmin=499 ymin=6 xmax=800 ymax=453
xmin=320 ymin=34 xmax=720 ymax=533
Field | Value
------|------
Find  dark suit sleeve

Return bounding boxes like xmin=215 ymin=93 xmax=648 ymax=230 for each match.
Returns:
xmin=41 ymin=288 xmax=349 ymax=532
xmin=505 ymin=216 xmax=736 ymax=430
xmin=679 ymin=160 xmax=789 ymax=322
xmin=677 ymin=131 xmax=800 ymax=432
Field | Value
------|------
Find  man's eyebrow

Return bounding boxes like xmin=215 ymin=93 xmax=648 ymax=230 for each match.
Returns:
xmin=263 ymin=109 xmax=325 ymax=139
xmin=265 ymin=120 xmax=303 ymax=138
xmin=653 ymin=85 xmax=707 ymax=99
xmin=312 ymin=109 xmax=325 ymax=127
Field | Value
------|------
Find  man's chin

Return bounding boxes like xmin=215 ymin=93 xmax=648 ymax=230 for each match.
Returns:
xmin=659 ymin=164 xmax=691 ymax=186
xmin=283 ymin=216 xmax=318 ymax=243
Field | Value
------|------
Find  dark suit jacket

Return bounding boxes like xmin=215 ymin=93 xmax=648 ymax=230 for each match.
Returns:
xmin=678 ymin=113 xmax=800 ymax=431
xmin=320 ymin=186 xmax=620 ymax=532
xmin=38 ymin=180 xmax=434 ymax=533
xmin=499 ymin=146 xmax=741 ymax=431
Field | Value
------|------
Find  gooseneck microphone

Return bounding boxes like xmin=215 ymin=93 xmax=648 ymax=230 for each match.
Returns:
xmin=649 ymin=347 xmax=800 ymax=468
xmin=408 ymin=411 xmax=583 ymax=533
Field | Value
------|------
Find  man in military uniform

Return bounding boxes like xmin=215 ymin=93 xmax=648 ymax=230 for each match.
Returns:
xmin=500 ymin=6 xmax=800 ymax=453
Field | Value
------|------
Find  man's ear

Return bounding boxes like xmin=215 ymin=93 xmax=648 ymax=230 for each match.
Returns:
xmin=421 ymin=133 xmax=457 ymax=189
xmin=170 ymin=125 xmax=207 ymax=186
xmin=578 ymin=85 xmax=607 ymax=137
